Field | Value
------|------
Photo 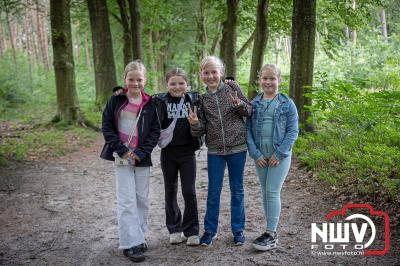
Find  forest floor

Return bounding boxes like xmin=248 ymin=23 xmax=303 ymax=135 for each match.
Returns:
xmin=0 ymin=134 xmax=399 ymax=266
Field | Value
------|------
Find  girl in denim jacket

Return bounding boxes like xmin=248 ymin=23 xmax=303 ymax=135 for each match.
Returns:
xmin=246 ymin=64 xmax=299 ymax=251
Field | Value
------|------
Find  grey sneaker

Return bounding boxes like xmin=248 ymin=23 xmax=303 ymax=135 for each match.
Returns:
xmin=186 ymin=235 xmax=200 ymax=246
xmin=169 ymin=232 xmax=187 ymax=244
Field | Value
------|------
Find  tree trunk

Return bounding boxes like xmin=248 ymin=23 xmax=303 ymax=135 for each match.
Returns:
xmin=219 ymin=20 xmax=227 ymax=60
xmin=284 ymin=36 xmax=290 ymax=63
xmin=248 ymin=0 xmax=269 ymax=100
xmin=275 ymin=36 xmax=282 ymax=64
xmin=153 ymin=30 xmax=165 ymax=92
xmin=87 ymin=0 xmax=117 ymax=107
xmin=36 ymin=0 xmax=50 ymax=69
xmin=24 ymin=10 xmax=34 ymax=91
xmin=147 ymin=29 xmax=158 ymax=91
xmin=50 ymin=0 xmax=81 ymax=125
xmin=350 ymin=0 xmax=357 ymax=48
xmin=5 ymin=12 xmax=17 ymax=68
xmin=221 ymin=0 xmax=239 ymax=78
xmin=74 ymin=23 xmax=81 ymax=64
xmin=117 ymin=0 xmax=132 ymax=65
xmin=236 ymin=30 xmax=255 ymax=59
xmin=289 ymin=0 xmax=316 ymax=132
xmin=343 ymin=26 xmax=349 ymax=45
xmin=194 ymin=0 xmax=207 ymax=91
xmin=210 ymin=22 xmax=221 ymax=55
xmin=84 ymin=31 xmax=92 ymax=70
xmin=128 ymin=0 xmax=143 ymax=60
xmin=28 ymin=6 xmax=40 ymax=65
xmin=42 ymin=6 xmax=51 ymax=67
xmin=0 ymin=22 xmax=5 ymax=57
xmin=380 ymin=9 xmax=388 ymax=42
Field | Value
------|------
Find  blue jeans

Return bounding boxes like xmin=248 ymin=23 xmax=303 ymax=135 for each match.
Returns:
xmin=204 ymin=151 xmax=246 ymax=234
xmin=255 ymin=140 xmax=291 ymax=232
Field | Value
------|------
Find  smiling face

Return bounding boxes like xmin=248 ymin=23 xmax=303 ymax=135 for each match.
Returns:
xmin=125 ymin=70 xmax=146 ymax=96
xmin=200 ymin=63 xmax=222 ymax=90
xmin=259 ymin=68 xmax=281 ymax=98
xmin=167 ymin=75 xmax=187 ymax=97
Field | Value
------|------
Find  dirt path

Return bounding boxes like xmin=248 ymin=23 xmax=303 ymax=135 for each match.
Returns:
xmin=0 ymin=134 xmax=399 ymax=266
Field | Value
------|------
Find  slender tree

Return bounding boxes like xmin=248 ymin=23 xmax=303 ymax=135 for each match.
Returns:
xmin=116 ymin=0 xmax=132 ymax=65
xmin=87 ymin=0 xmax=117 ymax=107
xmin=35 ymin=0 xmax=50 ymax=69
xmin=4 ymin=7 xmax=18 ymax=67
xmin=193 ymin=0 xmax=207 ymax=91
xmin=379 ymin=9 xmax=388 ymax=42
xmin=289 ymin=0 xmax=316 ymax=132
xmin=221 ymin=0 xmax=238 ymax=78
xmin=236 ymin=30 xmax=255 ymax=59
xmin=50 ymin=0 xmax=81 ymax=124
xmin=84 ymin=31 xmax=92 ymax=70
xmin=210 ymin=22 xmax=221 ymax=55
xmin=0 ymin=23 xmax=4 ymax=57
xmin=128 ymin=0 xmax=143 ymax=60
xmin=248 ymin=0 xmax=269 ymax=100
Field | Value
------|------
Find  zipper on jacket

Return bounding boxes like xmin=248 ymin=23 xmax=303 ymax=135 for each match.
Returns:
xmin=215 ymin=93 xmax=226 ymax=154
xmin=141 ymin=115 xmax=145 ymax=136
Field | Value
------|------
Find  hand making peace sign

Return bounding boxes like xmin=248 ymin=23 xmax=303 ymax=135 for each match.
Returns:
xmin=187 ymin=105 xmax=199 ymax=126
xmin=230 ymin=91 xmax=241 ymax=106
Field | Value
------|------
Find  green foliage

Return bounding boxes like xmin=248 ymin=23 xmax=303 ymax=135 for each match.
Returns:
xmin=295 ymin=79 xmax=400 ymax=201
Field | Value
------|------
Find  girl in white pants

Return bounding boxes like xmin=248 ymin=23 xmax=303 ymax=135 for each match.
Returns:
xmin=101 ymin=60 xmax=160 ymax=263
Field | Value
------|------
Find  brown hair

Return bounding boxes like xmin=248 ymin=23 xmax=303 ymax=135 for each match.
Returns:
xmin=165 ymin=68 xmax=188 ymax=82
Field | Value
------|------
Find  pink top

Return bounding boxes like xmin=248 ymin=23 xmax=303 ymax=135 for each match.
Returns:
xmin=118 ymin=102 xmax=141 ymax=149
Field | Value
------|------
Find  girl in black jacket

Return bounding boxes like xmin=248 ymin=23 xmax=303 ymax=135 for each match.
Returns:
xmin=100 ymin=60 xmax=160 ymax=263
xmin=153 ymin=68 xmax=202 ymax=246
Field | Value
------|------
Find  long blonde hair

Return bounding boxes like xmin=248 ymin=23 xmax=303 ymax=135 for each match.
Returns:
xmin=124 ymin=60 xmax=147 ymax=79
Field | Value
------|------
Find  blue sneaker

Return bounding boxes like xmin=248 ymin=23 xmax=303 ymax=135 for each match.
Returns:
xmin=200 ymin=232 xmax=217 ymax=246
xmin=233 ymin=231 xmax=245 ymax=246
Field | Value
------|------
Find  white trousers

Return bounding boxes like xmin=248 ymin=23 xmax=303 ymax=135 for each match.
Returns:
xmin=114 ymin=165 xmax=150 ymax=249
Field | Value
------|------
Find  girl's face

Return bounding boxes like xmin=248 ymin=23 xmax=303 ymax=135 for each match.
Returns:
xmin=125 ymin=70 xmax=146 ymax=96
xmin=200 ymin=64 xmax=222 ymax=90
xmin=167 ymin=75 xmax=187 ymax=97
xmin=259 ymin=69 xmax=280 ymax=96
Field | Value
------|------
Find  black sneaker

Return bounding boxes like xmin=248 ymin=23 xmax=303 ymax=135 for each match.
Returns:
xmin=123 ymin=245 xmax=145 ymax=262
xmin=233 ymin=231 xmax=245 ymax=246
xmin=252 ymin=232 xmax=278 ymax=251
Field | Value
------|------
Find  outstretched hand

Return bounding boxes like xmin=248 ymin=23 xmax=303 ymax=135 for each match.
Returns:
xmin=187 ymin=106 xmax=199 ymax=126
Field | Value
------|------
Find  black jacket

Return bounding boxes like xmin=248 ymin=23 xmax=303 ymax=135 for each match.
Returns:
xmin=153 ymin=91 xmax=203 ymax=151
xmin=100 ymin=92 xmax=160 ymax=166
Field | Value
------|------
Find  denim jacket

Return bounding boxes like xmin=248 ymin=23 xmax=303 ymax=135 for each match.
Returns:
xmin=246 ymin=93 xmax=299 ymax=161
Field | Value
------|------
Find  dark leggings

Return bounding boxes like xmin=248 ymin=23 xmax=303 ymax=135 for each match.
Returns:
xmin=160 ymin=148 xmax=199 ymax=236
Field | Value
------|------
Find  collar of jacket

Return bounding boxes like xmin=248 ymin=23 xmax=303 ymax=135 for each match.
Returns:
xmin=154 ymin=91 xmax=199 ymax=103
xmin=252 ymin=92 xmax=289 ymax=105
xmin=205 ymin=80 xmax=224 ymax=94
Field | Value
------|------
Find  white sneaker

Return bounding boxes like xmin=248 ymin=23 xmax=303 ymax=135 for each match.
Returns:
xmin=186 ymin=235 xmax=200 ymax=246
xmin=169 ymin=232 xmax=186 ymax=244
